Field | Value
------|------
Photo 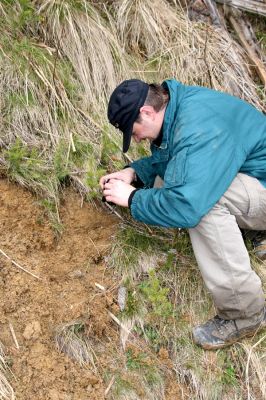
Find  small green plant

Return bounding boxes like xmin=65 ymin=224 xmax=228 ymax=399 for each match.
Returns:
xmin=111 ymin=375 xmax=136 ymax=398
xmin=219 ymin=353 xmax=238 ymax=387
xmin=118 ymin=277 xmax=146 ymax=321
xmin=17 ymin=0 xmax=39 ymax=30
xmin=222 ymin=364 xmax=237 ymax=386
xmin=126 ymin=348 xmax=148 ymax=370
xmin=86 ymin=158 xmax=106 ymax=200
xmin=134 ymin=325 xmax=161 ymax=351
xmin=53 ymin=141 xmax=70 ymax=183
xmin=69 ymin=136 xmax=94 ymax=167
xmin=126 ymin=348 xmax=162 ymax=388
xmin=122 ymin=287 xmax=142 ymax=319
xmin=100 ymin=128 xmax=123 ymax=170
xmin=139 ymin=269 xmax=173 ymax=319
xmin=5 ymin=139 xmax=28 ymax=175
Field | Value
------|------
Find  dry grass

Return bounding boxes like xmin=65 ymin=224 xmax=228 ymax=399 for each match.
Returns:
xmin=113 ymin=0 xmax=265 ymax=110
xmin=0 ymin=0 xmax=105 ymax=220
xmin=241 ymin=335 xmax=266 ymax=400
xmin=55 ymin=321 xmax=98 ymax=372
xmin=0 ymin=0 xmax=264 ymax=209
xmin=35 ymin=0 xmax=128 ymax=113
xmin=0 ymin=344 xmax=15 ymax=400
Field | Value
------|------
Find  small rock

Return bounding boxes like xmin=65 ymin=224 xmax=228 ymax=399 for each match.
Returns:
xmin=86 ymin=384 xmax=93 ymax=392
xmin=48 ymin=389 xmax=60 ymax=400
xmin=68 ymin=270 xmax=84 ymax=279
xmin=118 ymin=286 xmax=127 ymax=311
xmin=23 ymin=321 xmax=42 ymax=340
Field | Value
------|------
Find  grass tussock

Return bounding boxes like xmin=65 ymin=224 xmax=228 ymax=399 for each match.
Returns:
xmin=55 ymin=321 xmax=98 ymax=372
xmin=0 ymin=0 xmax=111 ymax=229
xmin=106 ymin=346 xmax=165 ymax=400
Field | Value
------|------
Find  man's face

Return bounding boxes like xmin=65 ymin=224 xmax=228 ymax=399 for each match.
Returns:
xmin=132 ymin=113 xmax=161 ymax=144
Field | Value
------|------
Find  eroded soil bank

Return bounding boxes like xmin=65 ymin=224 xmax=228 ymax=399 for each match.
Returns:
xmin=0 ymin=179 xmax=120 ymax=400
xmin=0 ymin=179 xmax=182 ymax=400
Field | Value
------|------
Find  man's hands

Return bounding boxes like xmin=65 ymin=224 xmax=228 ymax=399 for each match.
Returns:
xmin=100 ymin=168 xmax=137 ymax=207
xmin=102 ymin=179 xmax=136 ymax=207
xmin=99 ymin=167 xmax=136 ymax=189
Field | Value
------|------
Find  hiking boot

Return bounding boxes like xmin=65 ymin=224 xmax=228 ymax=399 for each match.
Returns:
xmin=253 ymin=231 xmax=266 ymax=261
xmin=192 ymin=308 xmax=266 ymax=350
xmin=242 ymin=230 xmax=266 ymax=261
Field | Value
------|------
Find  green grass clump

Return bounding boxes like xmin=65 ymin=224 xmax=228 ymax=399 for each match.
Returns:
xmin=4 ymin=139 xmax=50 ymax=189
xmin=126 ymin=348 xmax=163 ymax=389
xmin=2 ymin=135 xmax=102 ymax=232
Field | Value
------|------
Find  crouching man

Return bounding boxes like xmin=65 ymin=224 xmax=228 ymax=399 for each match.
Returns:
xmin=99 ymin=79 xmax=266 ymax=350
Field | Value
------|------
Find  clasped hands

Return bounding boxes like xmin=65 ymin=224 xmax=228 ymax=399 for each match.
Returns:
xmin=99 ymin=168 xmax=137 ymax=207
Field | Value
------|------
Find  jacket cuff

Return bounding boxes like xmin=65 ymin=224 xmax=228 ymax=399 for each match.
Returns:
xmin=128 ymin=188 xmax=140 ymax=208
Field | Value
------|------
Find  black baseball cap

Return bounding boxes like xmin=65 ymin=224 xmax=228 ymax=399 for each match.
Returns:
xmin=107 ymin=79 xmax=149 ymax=152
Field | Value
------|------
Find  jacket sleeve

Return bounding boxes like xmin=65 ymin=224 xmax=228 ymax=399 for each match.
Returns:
xmin=130 ymin=130 xmax=238 ymax=228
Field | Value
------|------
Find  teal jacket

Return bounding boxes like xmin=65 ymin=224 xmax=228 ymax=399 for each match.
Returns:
xmin=130 ymin=80 xmax=266 ymax=228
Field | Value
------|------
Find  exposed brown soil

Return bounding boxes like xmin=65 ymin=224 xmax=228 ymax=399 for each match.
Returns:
xmin=0 ymin=179 xmax=182 ymax=400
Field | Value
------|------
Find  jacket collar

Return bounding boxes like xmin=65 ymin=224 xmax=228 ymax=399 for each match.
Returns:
xmin=153 ymin=79 xmax=184 ymax=150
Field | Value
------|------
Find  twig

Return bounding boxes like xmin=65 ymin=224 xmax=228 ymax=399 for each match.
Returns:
xmin=88 ymin=236 xmax=101 ymax=256
xmin=214 ymin=0 xmax=266 ymax=17
xmin=8 ymin=323 xmax=19 ymax=350
xmin=0 ymin=248 xmax=42 ymax=280
xmin=107 ymin=311 xmax=132 ymax=336
xmin=104 ymin=375 xmax=115 ymax=397
xmin=104 ymin=202 xmax=124 ymax=220
xmin=228 ymin=14 xmax=266 ymax=86
xmin=203 ymin=25 xmax=214 ymax=89
xmin=203 ymin=0 xmax=223 ymax=25
xmin=95 ymin=282 xmax=105 ymax=291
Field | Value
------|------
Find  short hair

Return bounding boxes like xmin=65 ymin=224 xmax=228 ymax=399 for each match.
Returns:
xmin=145 ymin=84 xmax=169 ymax=111
xmin=136 ymin=84 xmax=169 ymax=122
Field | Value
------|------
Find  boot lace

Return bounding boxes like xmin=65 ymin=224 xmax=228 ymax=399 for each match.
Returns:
xmin=213 ymin=316 xmax=237 ymax=335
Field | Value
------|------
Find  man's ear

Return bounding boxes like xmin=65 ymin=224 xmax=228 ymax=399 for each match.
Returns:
xmin=139 ymin=105 xmax=156 ymax=119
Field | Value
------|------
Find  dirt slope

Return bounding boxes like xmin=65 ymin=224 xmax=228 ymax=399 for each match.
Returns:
xmin=0 ymin=179 xmax=120 ymax=400
xmin=0 ymin=179 xmax=182 ymax=400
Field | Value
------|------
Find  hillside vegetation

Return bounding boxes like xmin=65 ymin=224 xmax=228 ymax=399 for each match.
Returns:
xmin=0 ymin=1 xmax=265 ymax=399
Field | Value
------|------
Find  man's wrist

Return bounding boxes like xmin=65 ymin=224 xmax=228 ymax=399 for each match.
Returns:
xmin=128 ymin=188 xmax=140 ymax=208
xmin=123 ymin=165 xmax=137 ymax=182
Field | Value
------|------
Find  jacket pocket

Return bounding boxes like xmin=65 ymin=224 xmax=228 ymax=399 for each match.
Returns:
xmin=164 ymin=147 xmax=188 ymax=187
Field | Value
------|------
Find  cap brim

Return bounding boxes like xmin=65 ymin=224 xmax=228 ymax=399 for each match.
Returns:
xmin=122 ymin=111 xmax=137 ymax=153
xmin=122 ymin=126 xmax=132 ymax=153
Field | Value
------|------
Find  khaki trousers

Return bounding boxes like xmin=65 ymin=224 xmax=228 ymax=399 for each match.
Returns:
xmin=189 ymin=173 xmax=266 ymax=320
